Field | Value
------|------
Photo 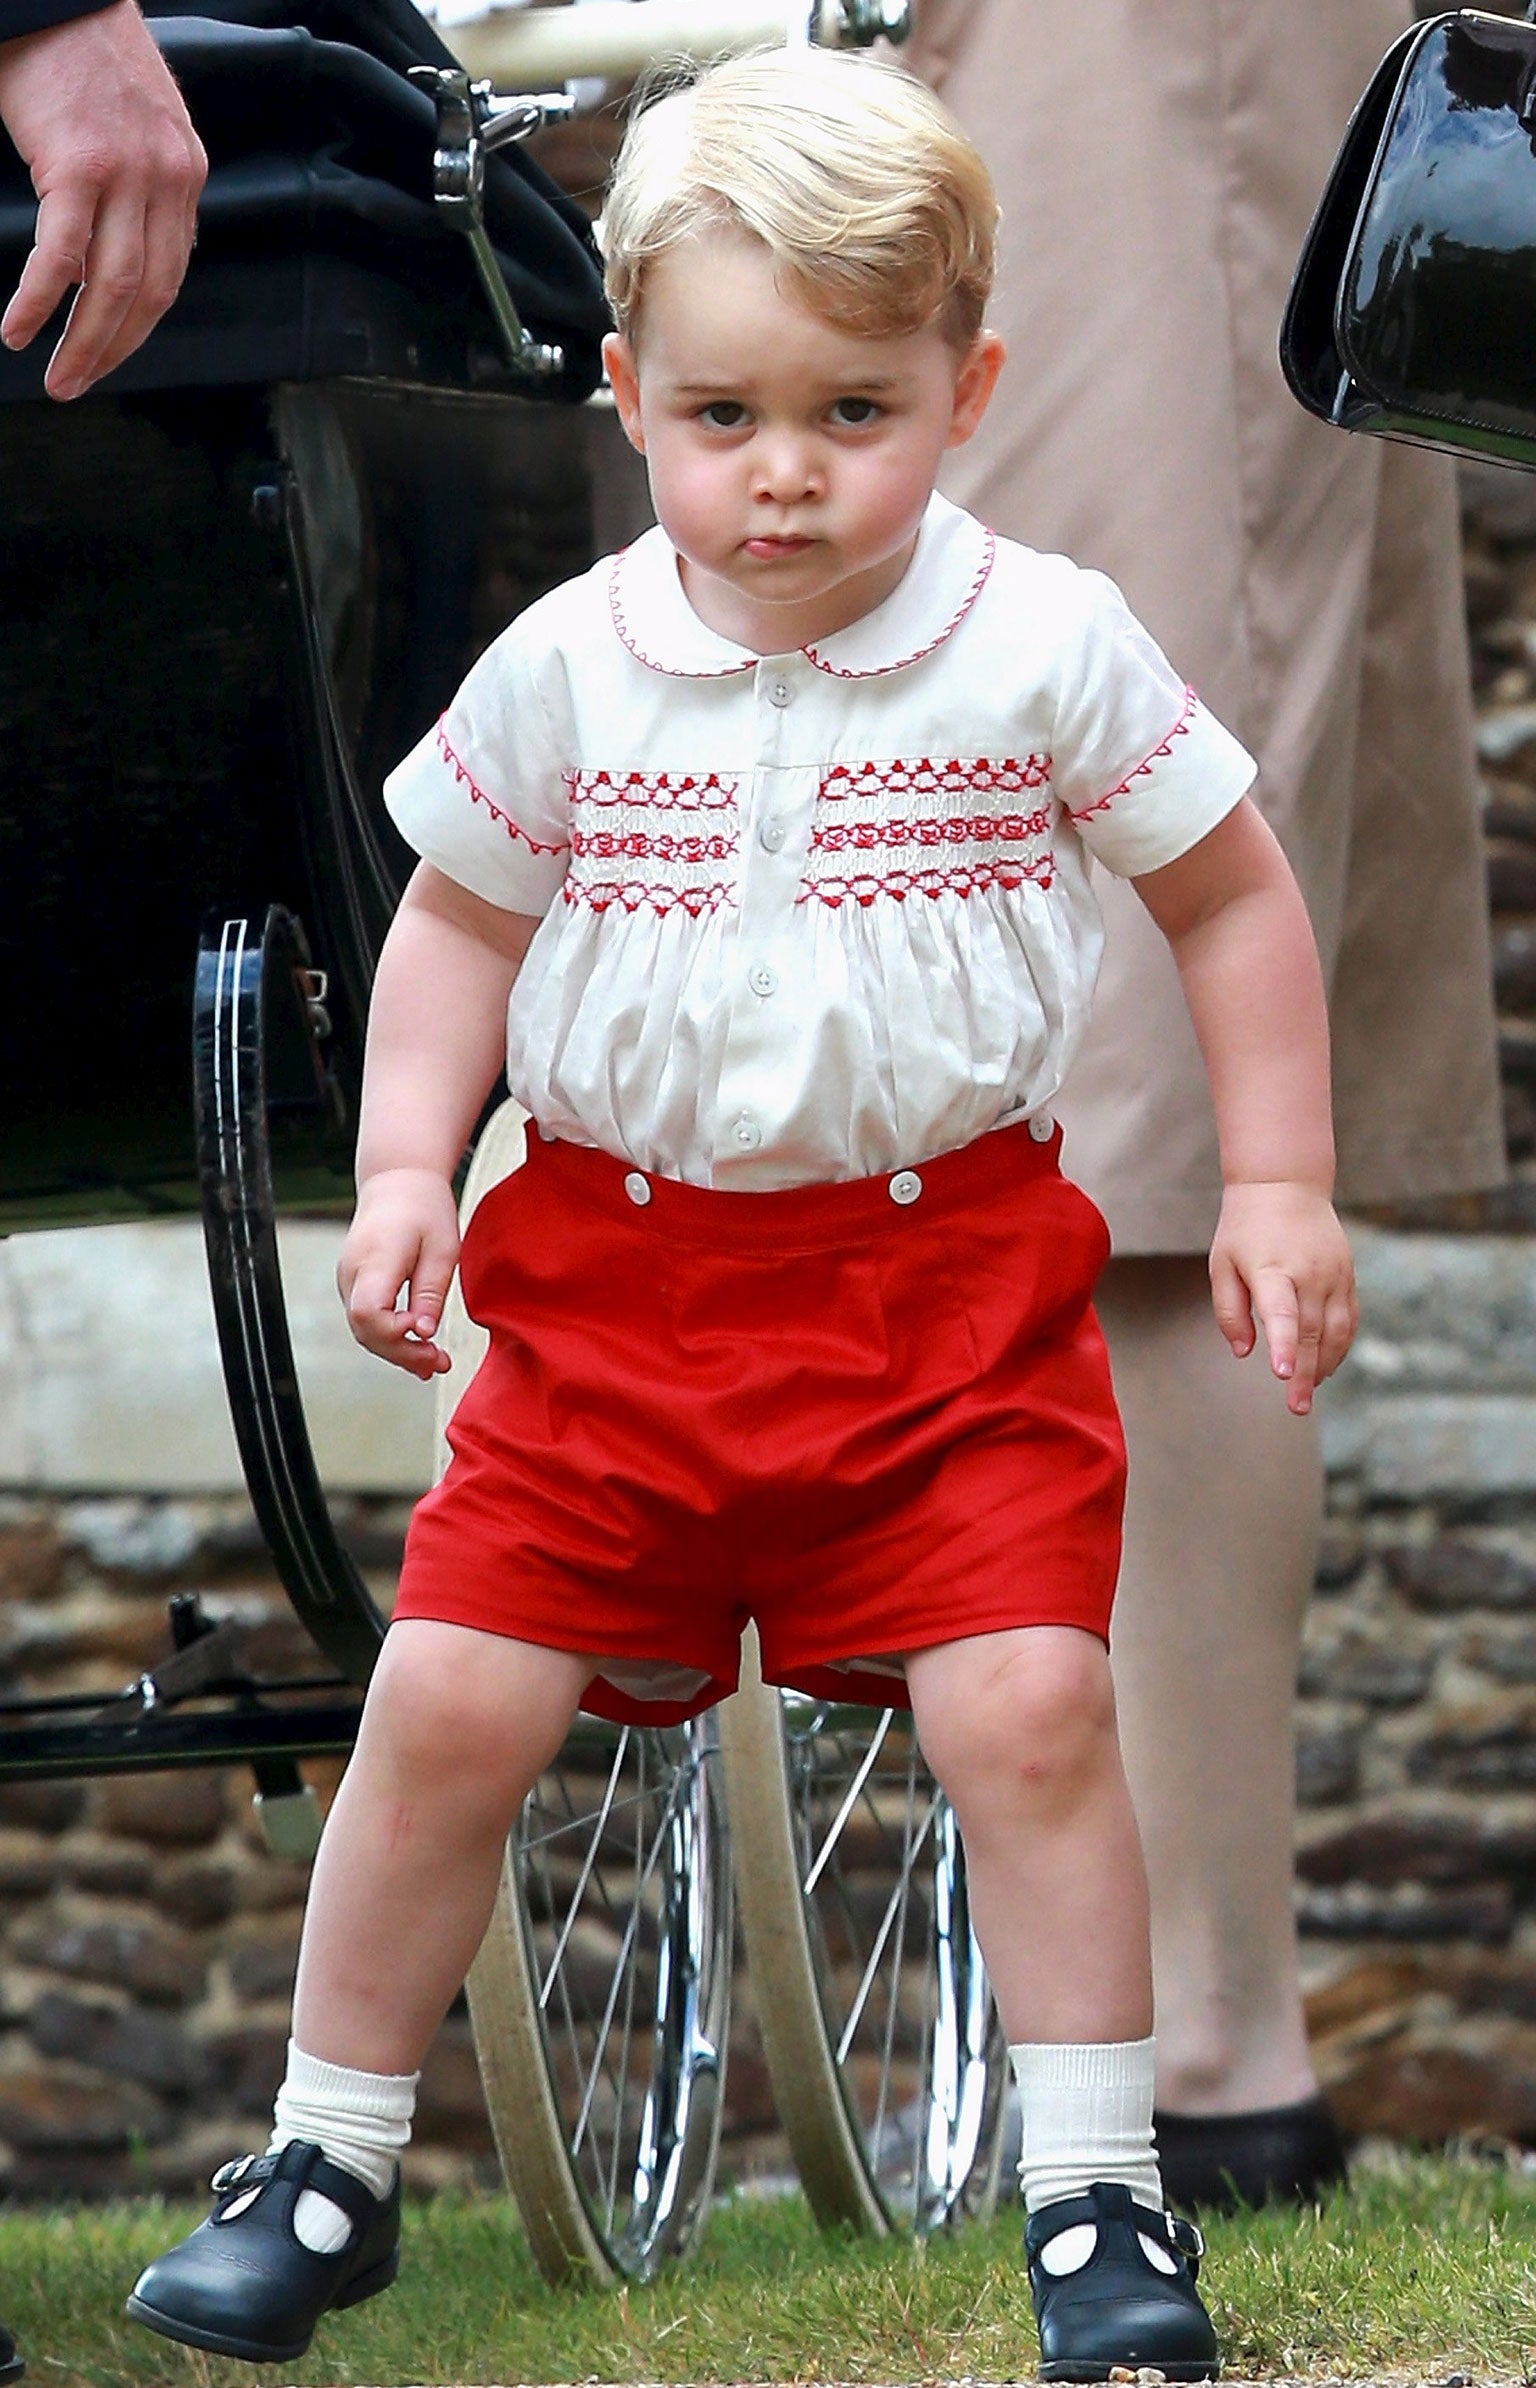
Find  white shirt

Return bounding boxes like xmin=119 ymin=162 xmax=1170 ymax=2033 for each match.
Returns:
xmin=384 ymin=494 xmax=1256 ymax=1190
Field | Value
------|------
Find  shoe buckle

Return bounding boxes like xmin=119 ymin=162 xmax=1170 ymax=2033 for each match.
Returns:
xmin=210 ymin=2152 xmax=265 ymax=2196
xmin=1168 ymin=2212 xmax=1204 ymax=2263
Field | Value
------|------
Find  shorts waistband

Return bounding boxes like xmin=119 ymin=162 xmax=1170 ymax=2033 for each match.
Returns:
xmin=523 ymin=1120 xmax=1064 ymax=1251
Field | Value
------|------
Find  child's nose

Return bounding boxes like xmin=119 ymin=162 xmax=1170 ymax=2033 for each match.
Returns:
xmin=752 ymin=432 xmax=821 ymax=502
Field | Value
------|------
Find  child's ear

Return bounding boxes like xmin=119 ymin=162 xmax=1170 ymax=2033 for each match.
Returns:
xmin=603 ymin=332 xmax=646 ymax=454
xmin=946 ymin=329 xmax=1006 ymax=449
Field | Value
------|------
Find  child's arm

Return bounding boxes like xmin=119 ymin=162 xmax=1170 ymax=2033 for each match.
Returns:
xmin=1133 ymin=795 xmax=1358 ymax=1417
xmin=338 ymin=862 xmax=541 ymax=1381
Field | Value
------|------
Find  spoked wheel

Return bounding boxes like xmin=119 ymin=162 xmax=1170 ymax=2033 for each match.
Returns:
xmin=441 ymin=1104 xmax=733 ymax=2283
xmin=719 ymin=1632 xmax=1007 ymax=2234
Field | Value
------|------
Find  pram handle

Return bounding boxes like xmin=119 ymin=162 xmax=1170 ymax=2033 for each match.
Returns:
xmin=410 ymin=63 xmax=573 ymax=379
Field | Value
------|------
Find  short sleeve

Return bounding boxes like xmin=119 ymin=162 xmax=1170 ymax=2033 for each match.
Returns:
xmin=1049 ymin=571 xmax=1256 ymax=878
xmin=383 ymin=617 xmax=571 ymax=916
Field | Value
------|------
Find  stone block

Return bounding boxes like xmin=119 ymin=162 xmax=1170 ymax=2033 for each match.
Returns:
xmin=0 ymin=1517 xmax=62 ymax=1602
xmin=1490 ymin=849 xmax=1536 ymax=915
xmin=60 ymin=1499 xmax=203 ymax=1579
xmin=28 ymin=1991 xmax=208 ymax=2095
xmin=1386 ymin=1537 xmax=1536 ymax=1611
xmin=1296 ymin=1720 xmax=1361 ymax=1806
xmin=416 ymin=2020 xmax=492 ymax=2153
xmin=1313 ymin=1528 xmax=1365 ymax=1591
xmin=1299 ymin=1628 xmax=1434 ymax=1706
xmin=151 ymin=1856 xmax=240 ymax=1929
xmin=1303 ymin=1956 xmax=1426 ymax=2042
xmin=1408 ymin=1694 xmax=1536 ymax=1790
xmin=0 ymin=2065 xmax=166 ymax=2148
xmin=0 ymin=1834 xmax=59 ymax=1900
xmin=1296 ymin=1881 xmax=1512 ymax=1942
xmin=226 ymin=1921 xmax=301 ymax=2002
xmin=0 ymin=1783 xmax=83 ymax=1835
xmin=201 ymin=2022 xmax=287 ymax=2115
xmin=1329 ymin=2039 xmax=1536 ymax=2145
xmin=1365 ymin=1399 xmax=1536 ymax=1499
xmin=1297 ymin=1811 xmax=1536 ymax=1887
xmin=5 ymin=2149 xmax=138 ymax=2201
xmin=98 ymin=1770 xmax=225 ymax=1849
xmin=59 ymin=1840 xmax=152 ymax=1898
xmin=1459 ymin=1625 xmax=1536 ymax=1683
xmin=12 ymin=1916 xmax=205 ymax=2006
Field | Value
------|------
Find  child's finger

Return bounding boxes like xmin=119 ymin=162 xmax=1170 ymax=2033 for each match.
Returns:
xmin=1209 ymin=1248 xmax=1255 ymax=1357
xmin=1285 ymin=1295 xmax=1325 ymax=1417
xmin=405 ymin=1227 xmax=460 ymax=1342
xmin=1317 ymin=1284 xmax=1358 ymax=1385
xmin=1251 ymin=1266 xmax=1300 ymax=1384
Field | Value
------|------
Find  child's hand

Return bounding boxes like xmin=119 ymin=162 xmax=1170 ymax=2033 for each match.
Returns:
xmin=337 ymin=1168 xmax=461 ymax=1380
xmin=1208 ymin=1180 xmax=1357 ymax=1417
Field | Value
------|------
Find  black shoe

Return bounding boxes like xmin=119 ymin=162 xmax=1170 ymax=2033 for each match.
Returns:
xmin=1026 ymin=2180 xmax=1220 ymax=2383
xmin=125 ymin=2141 xmax=400 ymax=2364
xmin=1155 ymin=2093 xmax=1348 ymax=2214
xmin=0 ymin=2320 xmax=22 ymax=2382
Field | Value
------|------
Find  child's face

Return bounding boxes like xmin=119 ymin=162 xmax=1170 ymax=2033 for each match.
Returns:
xmin=603 ymin=229 xmax=1003 ymax=654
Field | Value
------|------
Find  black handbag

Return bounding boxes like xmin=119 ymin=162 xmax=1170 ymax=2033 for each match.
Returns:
xmin=1281 ymin=5 xmax=1536 ymax=468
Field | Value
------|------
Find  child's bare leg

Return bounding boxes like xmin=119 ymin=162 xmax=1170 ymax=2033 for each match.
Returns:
xmin=906 ymin=1624 xmax=1150 ymax=2046
xmin=909 ymin=1626 xmax=1215 ymax=2377
xmin=292 ymin=1619 xmax=593 ymax=2073
xmin=126 ymin=1620 xmax=593 ymax=2359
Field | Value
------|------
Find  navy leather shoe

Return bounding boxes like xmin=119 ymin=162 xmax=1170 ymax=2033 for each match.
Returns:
xmin=126 ymin=2141 xmax=400 ymax=2364
xmin=0 ymin=2320 xmax=22 ymax=2381
xmin=1026 ymin=2180 xmax=1220 ymax=2382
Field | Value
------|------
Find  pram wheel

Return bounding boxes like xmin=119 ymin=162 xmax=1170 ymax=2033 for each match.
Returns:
xmin=441 ymin=1105 xmax=732 ymax=2283
xmin=719 ymin=1640 xmax=1008 ymax=2233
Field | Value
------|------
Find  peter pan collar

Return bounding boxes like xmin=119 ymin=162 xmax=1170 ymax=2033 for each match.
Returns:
xmin=606 ymin=491 xmax=995 ymax=680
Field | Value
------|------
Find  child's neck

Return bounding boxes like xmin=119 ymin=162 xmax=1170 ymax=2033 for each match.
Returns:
xmin=675 ymin=531 xmax=922 ymax=656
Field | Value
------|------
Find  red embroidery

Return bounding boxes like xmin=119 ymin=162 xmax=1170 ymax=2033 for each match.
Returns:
xmin=811 ymin=809 xmax=1052 ymax=856
xmin=799 ymin=855 xmax=1055 ymax=909
xmin=563 ymin=879 xmax=736 ymax=918
xmin=571 ymin=829 xmax=737 ymax=865
xmin=567 ymin=768 xmax=738 ymax=811
xmin=804 ymin=532 xmax=996 ymax=678
xmin=818 ymin=756 xmax=1050 ymax=803
xmin=1069 ymin=686 xmax=1199 ymax=824
xmin=607 ymin=554 xmax=754 ymax=681
xmin=436 ymin=720 xmax=569 ymax=854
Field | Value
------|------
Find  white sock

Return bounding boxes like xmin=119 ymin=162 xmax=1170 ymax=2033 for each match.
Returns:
xmin=1011 ymin=2038 xmax=1172 ymax=2278
xmin=221 ymin=2041 xmax=418 ymax=2255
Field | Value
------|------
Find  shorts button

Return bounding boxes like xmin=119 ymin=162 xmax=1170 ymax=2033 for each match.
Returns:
xmin=888 ymin=1169 xmax=923 ymax=1205
xmin=624 ymin=1171 xmax=652 ymax=1206
xmin=1028 ymin=1113 xmax=1055 ymax=1143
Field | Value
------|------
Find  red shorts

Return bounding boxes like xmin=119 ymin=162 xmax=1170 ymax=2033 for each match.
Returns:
xmin=393 ymin=1125 xmax=1126 ymax=1724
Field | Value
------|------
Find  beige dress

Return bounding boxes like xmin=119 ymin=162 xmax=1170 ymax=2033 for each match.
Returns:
xmin=909 ymin=0 xmax=1505 ymax=1251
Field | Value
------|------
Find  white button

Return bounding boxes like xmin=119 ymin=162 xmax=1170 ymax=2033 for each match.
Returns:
xmin=1028 ymin=1113 xmax=1055 ymax=1143
xmin=733 ymin=1114 xmax=762 ymax=1153
xmin=748 ymin=964 xmax=777 ymax=997
xmin=759 ymin=819 xmax=787 ymax=853
xmin=768 ymin=676 xmax=793 ymax=708
xmin=889 ymin=1170 xmax=923 ymax=1206
xmin=624 ymin=1171 xmax=652 ymax=1206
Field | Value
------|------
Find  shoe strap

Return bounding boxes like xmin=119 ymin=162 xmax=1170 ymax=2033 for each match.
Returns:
xmin=1025 ymin=2182 xmax=1195 ymax=2267
xmin=210 ymin=2140 xmax=390 ymax=2232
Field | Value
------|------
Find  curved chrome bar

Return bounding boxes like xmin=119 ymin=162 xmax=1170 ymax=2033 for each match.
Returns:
xmin=194 ymin=906 xmax=388 ymax=1689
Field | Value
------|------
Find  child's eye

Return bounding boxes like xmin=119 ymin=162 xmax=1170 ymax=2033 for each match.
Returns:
xmin=698 ymin=401 xmax=748 ymax=429
xmin=829 ymin=396 xmax=882 ymax=427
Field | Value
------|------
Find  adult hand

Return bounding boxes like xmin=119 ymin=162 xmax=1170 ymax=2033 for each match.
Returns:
xmin=0 ymin=0 xmax=206 ymax=399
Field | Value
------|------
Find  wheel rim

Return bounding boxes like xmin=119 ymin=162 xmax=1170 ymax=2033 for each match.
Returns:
xmin=780 ymin=1694 xmax=1006 ymax=2230
xmin=513 ymin=1712 xmax=730 ymax=2277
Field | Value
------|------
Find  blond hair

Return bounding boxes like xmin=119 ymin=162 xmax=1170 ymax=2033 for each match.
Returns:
xmin=602 ymin=46 xmax=997 ymax=351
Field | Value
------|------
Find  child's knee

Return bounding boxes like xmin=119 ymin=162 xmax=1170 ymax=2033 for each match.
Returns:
xmin=919 ymin=1632 xmax=1120 ymax=1821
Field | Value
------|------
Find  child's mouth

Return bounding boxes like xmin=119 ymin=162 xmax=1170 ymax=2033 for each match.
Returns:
xmin=744 ymin=535 xmax=815 ymax=559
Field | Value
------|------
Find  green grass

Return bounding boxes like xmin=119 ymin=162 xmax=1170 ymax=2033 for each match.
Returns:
xmin=11 ymin=2154 xmax=1536 ymax=2387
